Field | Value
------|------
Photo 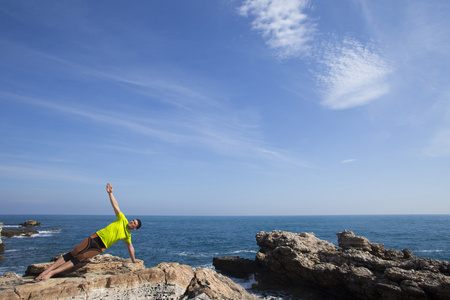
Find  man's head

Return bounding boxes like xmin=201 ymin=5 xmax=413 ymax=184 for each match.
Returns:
xmin=128 ymin=219 xmax=142 ymax=230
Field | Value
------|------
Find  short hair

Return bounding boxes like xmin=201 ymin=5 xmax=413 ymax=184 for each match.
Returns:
xmin=136 ymin=219 xmax=142 ymax=230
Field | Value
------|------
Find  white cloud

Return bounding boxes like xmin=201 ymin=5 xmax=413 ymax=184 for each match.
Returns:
xmin=316 ymin=38 xmax=393 ymax=110
xmin=239 ymin=2 xmax=392 ymax=110
xmin=239 ymin=0 xmax=316 ymax=58
xmin=341 ymin=159 xmax=357 ymax=164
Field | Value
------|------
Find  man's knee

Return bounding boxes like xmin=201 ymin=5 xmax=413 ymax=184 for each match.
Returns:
xmin=63 ymin=252 xmax=80 ymax=266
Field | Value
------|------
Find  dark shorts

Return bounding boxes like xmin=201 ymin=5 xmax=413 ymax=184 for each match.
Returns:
xmin=62 ymin=233 xmax=106 ymax=266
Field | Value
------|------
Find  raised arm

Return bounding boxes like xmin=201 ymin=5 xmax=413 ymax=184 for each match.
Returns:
xmin=106 ymin=183 xmax=121 ymax=217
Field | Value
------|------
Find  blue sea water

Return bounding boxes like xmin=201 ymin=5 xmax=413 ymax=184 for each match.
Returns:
xmin=1 ymin=215 xmax=449 ymax=297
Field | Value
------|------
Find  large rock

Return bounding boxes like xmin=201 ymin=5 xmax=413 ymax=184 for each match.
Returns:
xmin=0 ymin=254 xmax=258 ymax=300
xmin=1 ymin=228 xmax=39 ymax=238
xmin=19 ymin=220 xmax=41 ymax=227
xmin=215 ymin=230 xmax=450 ymax=300
xmin=212 ymin=256 xmax=260 ymax=278
xmin=185 ymin=268 xmax=259 ymax=300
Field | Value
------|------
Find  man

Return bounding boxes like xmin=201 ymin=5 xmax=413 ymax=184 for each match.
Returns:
xmin=35 ymin=183 xmax=142 ymax=281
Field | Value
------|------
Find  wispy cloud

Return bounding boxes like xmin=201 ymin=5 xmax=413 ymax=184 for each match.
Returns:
xmin=316 ymin=38 xmax=393 ymax=110
xmin=239 ymin=0 xmax=316 ymax=58
xmin=0 ymin=91 xmax=305 ymax=167
xmin=0 ymin=39 xmax=310 ymax=167
xmin=239 ymin=2 xmax=392 ymax=110
xmin=38 ymin=52 xmax=221 ymax=112
xmin=341 ymin=158 xmax=357 ymax=164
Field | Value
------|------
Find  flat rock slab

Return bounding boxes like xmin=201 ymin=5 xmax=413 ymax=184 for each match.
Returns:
xmin=0 ymin=254 xmax=258 ymax=300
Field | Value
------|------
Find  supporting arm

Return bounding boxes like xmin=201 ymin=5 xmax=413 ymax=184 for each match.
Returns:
xmin=125 ymin=242 xmax=141 ymax=263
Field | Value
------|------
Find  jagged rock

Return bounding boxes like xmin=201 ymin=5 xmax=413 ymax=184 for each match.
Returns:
xmin=1 ymin=228 xmax=39 ymax=238
xmin=337 ymin=229 xmax=373 ymax=251
xmin=215 ymin=230 xmax=450 ymax=300
xmin=212 ymin=257 xmax=260 ymax=278
xmin=0 ymin=254 xmax=258 ymax=300
xmin=19 ymin=220 xmax=41 ymax=227
xmin=184 ymin=268 xmax=259 ymax=300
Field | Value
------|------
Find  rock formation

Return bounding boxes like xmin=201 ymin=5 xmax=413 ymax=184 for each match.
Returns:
xmin=214 ymin=230 xmax=450 ymax=300
xmin=1 ymin=228 xmax=39 ymax=238
xmin=19 ymin=220 xmax=41 ymax=227
xmin=0 ymin=254 xmax=258 ymax=300
xmin=0 ymin=223 xmax=5 ymax=260
xmin=185 ymin=268 xmax=258 ymax=300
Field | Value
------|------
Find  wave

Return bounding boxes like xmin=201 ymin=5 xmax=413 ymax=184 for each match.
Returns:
xmin=4 ymin=249 xmax=20 ymax=252
xmin=230 ymin=273 xmax=257 ymax=289
xmin=35 ymin=230 xmax=61 ymax=237
xmin=176 ymin=249 xmax=256 ymax=259
xmin=2 ymin=225 xmax=21 ymax=228
xmin=8 ymin=230 xmax=59 ymax=238
xmin=198 ymin=263 xmax=214 ymax=269
xmin=176 ymin=251 xmax=210 ymax=258
xmin=228 ymin=250 xmax=257 ymax=255
xmin=10 ymin=235 xmax=32 ymax=239
xmin=415 ymin=250 xmax=444 ymax=253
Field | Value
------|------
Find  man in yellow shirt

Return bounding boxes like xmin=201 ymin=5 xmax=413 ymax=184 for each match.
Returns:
xmin=35 ymin=183 xmax=142 ymax=281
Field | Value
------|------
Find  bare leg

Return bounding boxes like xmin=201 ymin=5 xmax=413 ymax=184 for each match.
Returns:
xmin=35 ymin=234 xmax=103 ymax=281
xmin=35 ymin=257 xmax=72 ymax=281
xmin=35 ymin=257 xmax=65 ymax=281
xmin=38 ymin=260 xmax=75 ymax=281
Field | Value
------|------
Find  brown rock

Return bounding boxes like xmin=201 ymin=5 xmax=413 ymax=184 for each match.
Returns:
xmin=337 ymin=229 xmax=373 ymax=251
xmin=1 ymin=255 xmax=189 ymax=300
xmin=215 ymin=230 xmax=450 ymax=300
xmin=1 ymin=254 xmax=257 ymax=300
xmin=1 ymin=228 xmax=39 ymax=238
xmin=213 ymin=256 xmax=260 ymax=278
xmin=158 ymin=262 xmax=196 ymax=296
xmin=185 ymin=268 xmax=259 ymax=300
xmin=19 ymin=220 xmax=41 ymax=227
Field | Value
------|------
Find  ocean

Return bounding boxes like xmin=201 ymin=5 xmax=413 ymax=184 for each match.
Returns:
xmin=1 ymin=215 xmax=449 ymax=298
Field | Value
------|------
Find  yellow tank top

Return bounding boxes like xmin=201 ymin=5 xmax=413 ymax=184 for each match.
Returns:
xmin=96 ymin=212 xmax=131 ymax=248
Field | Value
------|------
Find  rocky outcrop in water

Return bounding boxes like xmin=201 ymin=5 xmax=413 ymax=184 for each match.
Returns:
xmin=0 ymin=223 xmax=5 ymax=260
xmin=1 ymin=220 xmax=43 ymax=238
xmin=1 ymin=228 xmax=39 ymax=238
xmin=214 ymin=230 xmax=450 ymax=300
xmin=0 ymin=254 xmax=258 ymax=300
xmin=19 ymin=220 xmax=41 ymax=228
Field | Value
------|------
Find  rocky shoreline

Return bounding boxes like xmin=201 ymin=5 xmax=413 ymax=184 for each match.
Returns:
xmin=0 ymin=254 xmax=258 ymax=300
xmin=214 ymin=230 xmax=450 ymax=299
xmin=1 ymin=227 xmax=449 ymax=299
xmin=0 ymin=219 xmax=44 ymax=240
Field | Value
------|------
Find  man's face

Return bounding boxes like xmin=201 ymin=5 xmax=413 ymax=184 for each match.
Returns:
xmin=128 ymin=219 xmax=139 ymax=230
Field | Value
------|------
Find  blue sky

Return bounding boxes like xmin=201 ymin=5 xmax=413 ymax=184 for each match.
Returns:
xmin=1 ymin=0 xmax=449 ymax=215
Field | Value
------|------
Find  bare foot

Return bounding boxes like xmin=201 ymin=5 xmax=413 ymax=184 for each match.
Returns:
xmin=34 ymin=274 xmax=43 ymax=281
xmin=35 ymin=271 xmax=50 ymax=281
xmin=39 ymin=273 xmax=52 ymax=281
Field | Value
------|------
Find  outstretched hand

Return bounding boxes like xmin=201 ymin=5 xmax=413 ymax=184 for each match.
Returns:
xmin=106 ymin=183 xmax=113 ymax=194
